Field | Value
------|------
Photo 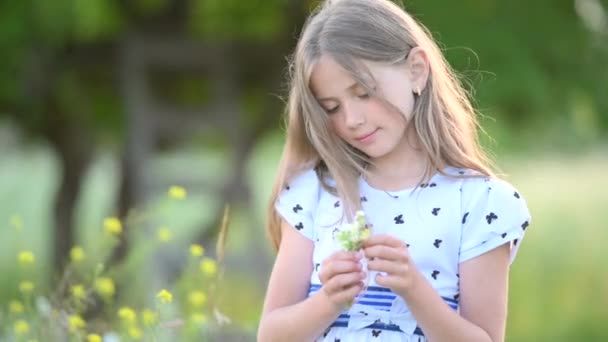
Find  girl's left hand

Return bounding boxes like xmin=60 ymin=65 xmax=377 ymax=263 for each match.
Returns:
xmin=363 ymin=234 xmax=421 ymax=298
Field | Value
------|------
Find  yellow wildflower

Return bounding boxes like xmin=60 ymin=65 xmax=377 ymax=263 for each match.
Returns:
xmin=156 ymin=289 xmax=173 ymax=303
xmin=168 ymin=186 xmax=187 ymax=200
xmin=68 ymin=314 xmax=86 ymax=332
xmin=71 ymin=284 xmax=86 ymax=300
xmin=188 ymin=291 xmax=207 ymax=308
xmin=9 ymin=300 xmax=24 ymax=314
xmin=128 ymin=326 xmax=143 ymax=340
xmin=87 ymin=334 xmax=102 ymax=342
xmin=14 ymin=320 xmax=29 ymax=335
xmin=191 ymin=313 xmax=207 ymax=325
xmin=94 ymin=277 xmax=115 ymax=299
xmin=118 ymin=306 xmax=137 ymax=324
xmin=10 ymin=215 xmax=23 ymax=230
xmin=18 ymin=250 xmax=35 ymax=265
xmin=200 ymin=258 xmax=217 ymax=276
xmin=157 ymin=227 xmax=172 ymax=242
xmin=19 ymin=281 xmax=35 ymax=294
xmin=142 ymin=309 xmax=158 ymax=327
xmin=104 ymin=217 xmax=122 ymax=235
xmin=190 ymin=244 xmax=204 ymax=257
xmin=70 ymin=246 xmax=85 ymax=263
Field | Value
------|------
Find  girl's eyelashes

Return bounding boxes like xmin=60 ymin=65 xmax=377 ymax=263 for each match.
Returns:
xmin=325 ymin=106 xmax=340 ymax=114
xmin=357 ymin=93 xmax=370 ymax=99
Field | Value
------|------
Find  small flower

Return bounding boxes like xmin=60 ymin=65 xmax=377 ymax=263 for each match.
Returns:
xmin=142 ymin=309 xmax=158 ymax=327
xmin=70 ymin=246 xmax=86 ymax=263
xmin=128 ymin=326 xmax=143 ymax=340
xmin=157 ymin=227 xmax=172 ymax=242
xmin=118 ymin=306 xmax=137 ymax=324
xmin=14 ymin=320 xmax=29 ymax=335
xmin=335 ymin=210 xmax=371 ymax=251
xmin=94 ymin=277 xmax=115 ymax=299
xmin=188 ymin=291 xmax=207 ymax=308
xmin=19 ymin=281 xmax=35 ymax=294
xmin=68 ymin=314 xmax=86 ymax=332
xmin=9 ymin=300 xmax=24 ymax=314
xmin=10 ymin=215 xmax=24 ymax=230
xmin=156 ymin=289 xmax=173 ymax=303
xmin=168 ymin=186 xmax=187 ymax=200
xmin=18 ymin=250 xmax=35 ymax=265
xmin=87 ymin=334 xmax=102 ymax=342
xmin=200 ymin=258 xmax=217 ymax=276
xmin=191 ymin=313 xmax=207 ymax=325
xmin=71 ymin=284 xmax=86 ymax=301
xmin=190 ymin=244 xmax=204 ymax=257
xmin=104 ymin=217 xmax=122 ymax=235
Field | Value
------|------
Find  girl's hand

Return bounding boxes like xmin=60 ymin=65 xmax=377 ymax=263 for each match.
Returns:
xmin=318 ymin=250 xmax=366 ymax=309
xmin=364 ymin=234 xmax=420 ymax=297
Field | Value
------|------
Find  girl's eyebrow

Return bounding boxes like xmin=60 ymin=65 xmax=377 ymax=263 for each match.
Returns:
xmin=317 ymin=82 xmax=360 ymax=101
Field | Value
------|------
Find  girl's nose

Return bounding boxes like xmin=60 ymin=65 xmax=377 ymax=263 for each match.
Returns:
xmin=344 ymin=103 xmax=366 ymax=129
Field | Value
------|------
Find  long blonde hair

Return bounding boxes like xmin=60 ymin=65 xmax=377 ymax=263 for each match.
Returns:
xmin=266 ymin=0 xmax=496 ymax=250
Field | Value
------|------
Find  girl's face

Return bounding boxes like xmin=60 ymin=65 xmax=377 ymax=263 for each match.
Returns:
xmin=310 ymin=52 xmax=426 ymax=160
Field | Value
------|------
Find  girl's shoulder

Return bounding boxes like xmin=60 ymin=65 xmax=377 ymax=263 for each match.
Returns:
xmin=274 ymin=166 xmax=324 ymax=241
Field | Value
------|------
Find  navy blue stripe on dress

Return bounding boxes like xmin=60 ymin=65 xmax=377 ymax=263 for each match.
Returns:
xmin=308 ymin=283 xmax=459 ymax=336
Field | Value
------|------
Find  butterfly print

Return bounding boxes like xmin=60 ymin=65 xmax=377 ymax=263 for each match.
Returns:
xmin=293 ymin=204 xmax=303 ymax=213
xmin=486 ymin=212 xmax=498 ymax=224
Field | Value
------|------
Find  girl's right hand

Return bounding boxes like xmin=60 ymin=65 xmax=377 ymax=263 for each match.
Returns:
xmin=318 ymin=251 xmax=366 ymax=309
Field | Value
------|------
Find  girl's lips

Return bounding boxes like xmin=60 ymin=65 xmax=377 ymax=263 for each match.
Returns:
xmin=356 ymin=129 xmax=378 ymax=144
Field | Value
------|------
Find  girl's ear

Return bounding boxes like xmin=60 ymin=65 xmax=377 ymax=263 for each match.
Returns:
xmin=406 ymin=47 xmax=430 ymax=93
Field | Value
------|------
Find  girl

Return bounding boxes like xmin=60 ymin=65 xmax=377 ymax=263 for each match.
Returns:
xmin=258 ymin=0 xmax=531 ymax=341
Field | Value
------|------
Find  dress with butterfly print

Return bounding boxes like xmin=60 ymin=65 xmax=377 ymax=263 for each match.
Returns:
xmin=275 ymin=166 xmax=531 ymax=341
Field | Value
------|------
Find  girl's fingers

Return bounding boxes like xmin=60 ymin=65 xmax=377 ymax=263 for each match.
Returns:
xmin=364 ymin=234 xmax=406 ymax=248
xmin=367 ymin=258 xmax=408 ymax=275
xmin=364 ymin=245 xmax=408 ymax=262
xmin=319 ymin=260 xmax=361 ymax=284
xmin=336 ymin=281 xmax=364 ymax=303
xmin=323 ymin=271 xmax=366 ymax=295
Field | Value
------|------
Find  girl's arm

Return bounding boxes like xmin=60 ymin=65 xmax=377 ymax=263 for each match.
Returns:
xmin=403 ymin=243 xmax=510 ymax=342
xmin=257 ymin=219 xmax=343 ymax=342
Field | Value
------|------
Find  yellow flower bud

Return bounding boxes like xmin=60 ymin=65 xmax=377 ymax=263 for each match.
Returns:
xmin=118 ymin=306 xmax=137 ymax=324
xmin=71 ymin=284 xmax=86 ymax=300
xmin=87 ymin=334 xmax=102 ymax=342
xmin=156 ymin=289 xmax=173 ymax=303
xmin=104 ymin=217 xmax=122 ymax=235
xmin=70 ymin=246 xmax=86 ymax=263
xmin=188 ymin=291 xmax=207 ymax=308
xmin=200 ymin=258 xmax=217 ymax=276
xmin=168 ymin=186 xmax=187 ymax=200
xmin=157 ymin=227 xmax=172 ymax=242
xmin=190 ymin=244 xmax=204 ymax=257
xmin=68 ymin=314 xmax=86 ymax=332
xmin=94 ymin=277 xmax=115 ymax=299
xmin=14 ymin=320 xmax=29 ymax=335
xmin=18 ymin=251 xmax=35 ymax=265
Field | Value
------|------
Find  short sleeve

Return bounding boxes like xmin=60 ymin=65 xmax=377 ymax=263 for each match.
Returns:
xmin=274 ymin=168 xmax=321 ymax=241
xmin=459 ymin=177 xmax=531 ymax=264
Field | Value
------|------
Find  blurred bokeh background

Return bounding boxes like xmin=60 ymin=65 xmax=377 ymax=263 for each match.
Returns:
xmin=1 ymin=0 xmax=607 ymax=341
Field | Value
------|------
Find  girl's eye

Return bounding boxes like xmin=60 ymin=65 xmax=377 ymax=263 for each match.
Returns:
xmin=357 ymin=93 xmax=370 ymax=99
xmin=325 ymin=106 xmax=340 ymax=114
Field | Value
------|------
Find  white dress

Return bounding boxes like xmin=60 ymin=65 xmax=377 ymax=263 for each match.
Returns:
xmin=275 ymin=166 xmax=531 ymax=341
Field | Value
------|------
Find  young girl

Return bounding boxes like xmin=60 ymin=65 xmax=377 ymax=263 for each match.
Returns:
xmin=258 ymin=0 xmax=531 ymax=341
